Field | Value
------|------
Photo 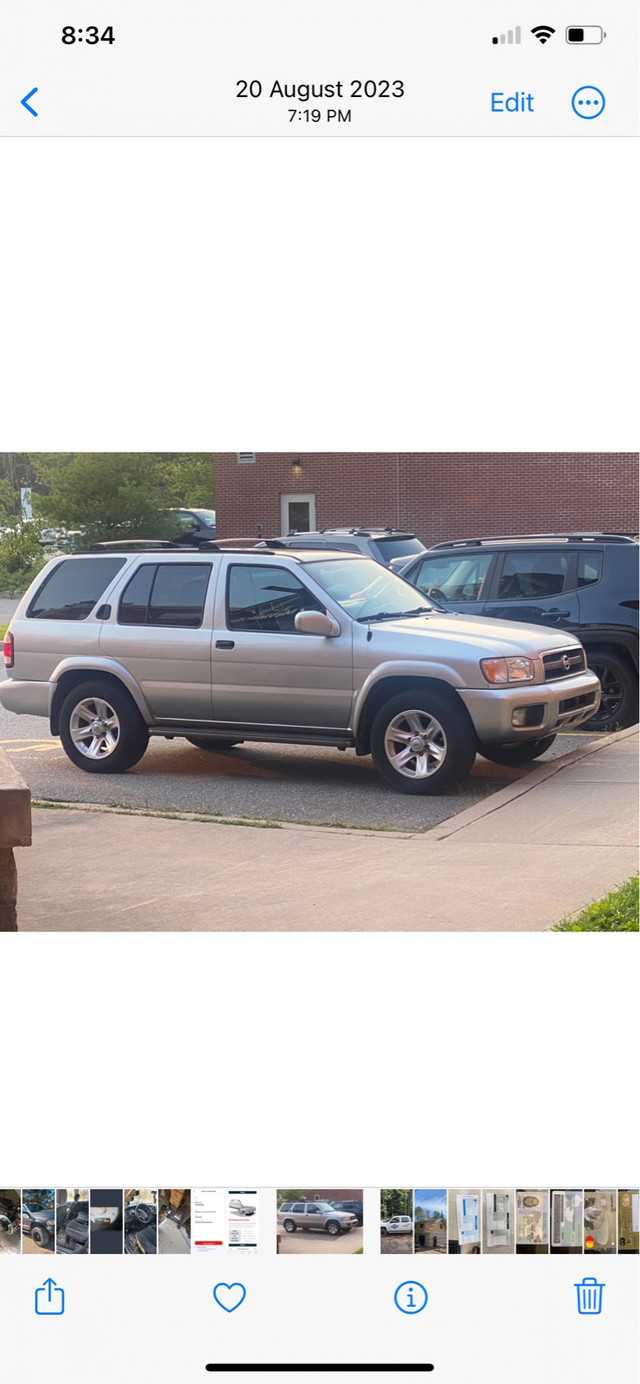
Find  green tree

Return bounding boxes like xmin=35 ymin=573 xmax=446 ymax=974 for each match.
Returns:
xmin=277 ymin=1190 xmax=307 ymax=1207
xmin=29 ymin=453 xmax=215 ymax=543
xmin=381 ymin=1189 xmax=413 ymax=1220
xmin=0 ymin=522 xmax=47 ymax=594
xmin=158 ymin=454 xmax=215 ymax=508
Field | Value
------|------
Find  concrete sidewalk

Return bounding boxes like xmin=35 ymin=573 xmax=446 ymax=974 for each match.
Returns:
xmin=16 ymin=728 xmax=639 ymax=932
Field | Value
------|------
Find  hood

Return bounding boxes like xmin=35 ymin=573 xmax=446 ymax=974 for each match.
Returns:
xmin=362 ymin=610 xmax=582 ymax=656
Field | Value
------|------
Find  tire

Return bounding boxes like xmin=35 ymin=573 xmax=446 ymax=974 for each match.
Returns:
xmin=59 ymin=680 xmax=149 ymax=774
xmin=585 ymin=651 xmax=638 ymax=731
xmin=380 ymin=1227 xmax=388 ymax=1237
xmin=479 ymin=734 xmax=556 ymax=766
xmin=283 ymin=1219 xmax=296 ymax=1234
xmin=186 ymin=737 xmax=243 ymax=751
xmin=31 ymin=1225 xmax=49 ymax=1248
xmin=370 ymin=689 xmax=477 ymax=794
xmin=325 ymin=1220 xmax=341 ymax=1236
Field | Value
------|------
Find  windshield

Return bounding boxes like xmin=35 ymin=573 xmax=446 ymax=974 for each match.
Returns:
xmin=316 ymin=1203 xmax=340 ymax=1213
xmin=190 ymin=509 xmax=216 ymax=523
xmin=307 ymin=557 xmax=433 ymax=621
xmin=372 ymin=536 xmax=426 ymax=561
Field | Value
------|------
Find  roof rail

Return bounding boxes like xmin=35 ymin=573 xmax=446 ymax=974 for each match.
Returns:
xmin=428 ymin=532 xmax=638 ymax=549
xmin=89 ymin=540 xmax=184 ymax=552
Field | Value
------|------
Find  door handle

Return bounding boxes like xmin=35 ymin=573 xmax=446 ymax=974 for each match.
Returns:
xmin=215 ymin=640 xmax=235 ymax=649
xmin=546 ymin=608 xmax=570 ymax=620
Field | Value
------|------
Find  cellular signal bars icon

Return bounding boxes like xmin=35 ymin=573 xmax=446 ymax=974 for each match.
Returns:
xmin=492 ymin=27 xmax=522 ymax=44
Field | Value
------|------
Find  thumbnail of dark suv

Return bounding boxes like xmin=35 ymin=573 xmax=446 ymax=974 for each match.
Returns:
xmin=401 ymin=534 xmax=639 ymax=731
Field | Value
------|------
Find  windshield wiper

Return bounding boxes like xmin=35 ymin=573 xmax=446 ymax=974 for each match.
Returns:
xmin=356 ymin=606 xmax=431 ymax=623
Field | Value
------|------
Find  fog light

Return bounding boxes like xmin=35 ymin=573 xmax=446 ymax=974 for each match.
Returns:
xmin=512 ymin=708 xmax=527 ymax=726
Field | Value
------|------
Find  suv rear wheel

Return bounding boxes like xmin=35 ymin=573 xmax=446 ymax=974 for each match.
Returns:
xmin=59 ymin=681 xmax=149 ymax=773
xmin=283 ymin=1219 xmax=297 ymax=1233
xmin=370 ymin=690 xmax=477 ymax=794
xmin=479 ymin=734 xmax=556 ymax=766
xmin=586 ymin=651 xmax=638 ymax=731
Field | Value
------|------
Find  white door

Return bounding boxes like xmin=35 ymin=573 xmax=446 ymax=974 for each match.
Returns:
xmin=280 ymin=492 xmax=316 ymax=534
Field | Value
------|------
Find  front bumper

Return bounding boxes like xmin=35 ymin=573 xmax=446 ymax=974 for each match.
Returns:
xmin=0 ymin=678 xmax=50 ymax=717
xmin=458 ymin=667 xmax=601 ymax=743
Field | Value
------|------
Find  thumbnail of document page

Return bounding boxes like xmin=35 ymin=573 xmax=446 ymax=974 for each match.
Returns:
xmin=193 ymin=1188 xmax=225 ymax=1253
xmin=516 ymin=1191 xmax=549 ymax=1246
xmin=227 ymin=1190 xmax=259 ymax=1252
xmin=457 ymin=1194 xmax=480 ymax=1246
xmin=485 ymin=1191 xmax=511 ymax=1247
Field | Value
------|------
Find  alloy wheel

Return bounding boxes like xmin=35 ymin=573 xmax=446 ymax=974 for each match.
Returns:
xmin=69 ymin=696 xmax=121 ymax=760
xmin=383 ymin=709 xmax=448 ymax=779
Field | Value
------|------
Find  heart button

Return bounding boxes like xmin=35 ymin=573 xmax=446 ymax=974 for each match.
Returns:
xmin=213 ymin=1282 xmax=247 ymax=1313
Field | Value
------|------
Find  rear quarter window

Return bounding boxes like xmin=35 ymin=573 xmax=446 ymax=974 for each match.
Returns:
xmin=27 ymin=558 xmax=126 ymax=621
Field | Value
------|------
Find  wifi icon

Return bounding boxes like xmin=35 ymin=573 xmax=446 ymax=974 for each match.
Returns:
xmin=532 ymin=24 xmax=555 ymax=43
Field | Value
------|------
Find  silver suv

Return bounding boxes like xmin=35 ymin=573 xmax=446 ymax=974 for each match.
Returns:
xmin=269 ymin=527 xmax=426 ymax=568
xmin=0 ymin=545 xmax=601 ymax=794
xmin=277 ymin=1202 xmax=358 ymax=1235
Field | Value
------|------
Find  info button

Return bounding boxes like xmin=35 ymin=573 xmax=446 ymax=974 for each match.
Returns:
xmin=491 ymin=91 xmax=535 ymax=113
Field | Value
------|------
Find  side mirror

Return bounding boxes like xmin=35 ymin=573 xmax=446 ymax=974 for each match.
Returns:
xmin=294 ymin=609 xmax=341 ymax=637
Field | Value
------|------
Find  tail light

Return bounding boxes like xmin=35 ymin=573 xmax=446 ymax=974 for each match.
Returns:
xmin=3 ymin=629 xmax=14 ymax=669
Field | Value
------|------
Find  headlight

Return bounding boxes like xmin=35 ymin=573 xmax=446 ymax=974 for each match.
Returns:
xmin=481 ymin=656 xmax=535 ymax=684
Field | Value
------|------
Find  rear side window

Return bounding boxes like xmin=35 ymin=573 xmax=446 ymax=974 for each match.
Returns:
xmin=497 ymin=552 xmax=569 ymax=600
xmin=118 ymin=563 xmax=211 ymax=628
xmin=577 ymin=551 xmax=603 ymax=587
xmin=27 ymin=558 xmax=126 ymax=621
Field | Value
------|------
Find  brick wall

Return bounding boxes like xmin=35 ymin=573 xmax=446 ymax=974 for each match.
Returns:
xmin=215 ymin=453 xmax=639 ymax=543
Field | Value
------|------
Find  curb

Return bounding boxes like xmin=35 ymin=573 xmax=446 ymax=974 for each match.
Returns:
xmin=31 ymin=799 xmax=415 ymax=841
xmin=431 ymin=725 xmax=638 ymax=841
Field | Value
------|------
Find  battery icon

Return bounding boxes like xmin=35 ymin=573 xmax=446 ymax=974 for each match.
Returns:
xmin=566 ymin=26 xmax=605 ymax=43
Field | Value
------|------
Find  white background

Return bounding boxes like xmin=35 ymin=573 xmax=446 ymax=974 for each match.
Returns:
xmin=0 ymin=138 xmax=637 ymax=452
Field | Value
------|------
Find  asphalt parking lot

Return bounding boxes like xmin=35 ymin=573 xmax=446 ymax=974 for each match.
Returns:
xmin=277 ymin=1225 xmax=364 ymax=1254
xmin=0 ymin=694 xmax=601 ymax=831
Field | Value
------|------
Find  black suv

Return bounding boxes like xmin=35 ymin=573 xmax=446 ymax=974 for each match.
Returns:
xmin=401 ymin=533 xmax=639 ymax=731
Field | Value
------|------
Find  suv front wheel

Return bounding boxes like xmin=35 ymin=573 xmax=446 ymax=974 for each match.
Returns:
xmin=370 ymin=690 xmax=477 ymax=794
xmin=59 ymin=680 xmax=150 ymax=773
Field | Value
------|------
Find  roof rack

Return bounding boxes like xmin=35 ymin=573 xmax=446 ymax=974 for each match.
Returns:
xmin=88 ymin=538 xmax=270 ymax=554
xmin=428 ymin=532 xmax=638 ymax=550
xmin=89 ymin=540 xmax=185 ymax=552
xmin=316 ymin=525 xmax=411 ymax=537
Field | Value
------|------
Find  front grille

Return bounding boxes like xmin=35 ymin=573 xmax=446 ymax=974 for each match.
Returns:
xmin=559 ymin=692 xmax=597 ymax=714
xmin=542 ymin=647 xmax=586 ymax=681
